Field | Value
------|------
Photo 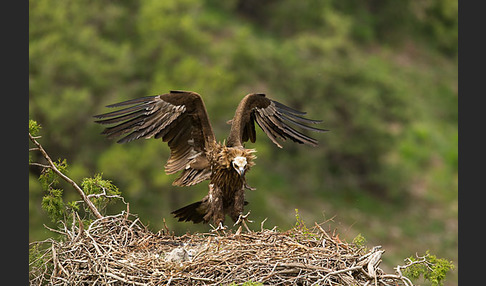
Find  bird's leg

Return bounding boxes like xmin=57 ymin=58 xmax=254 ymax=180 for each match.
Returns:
xmin=233 ymin=211 xmax=253 ymax=232
xmin=232 ymin=185 xmax=252 ymax=232
xmin=208 ymin=184 xmax=226 ymax=232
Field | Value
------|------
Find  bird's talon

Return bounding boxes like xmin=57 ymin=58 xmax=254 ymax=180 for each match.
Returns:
xmin=244 ymin=181 xmax=256 ymax=191
xmin=245 ymin=184 xmax=256 ymax=191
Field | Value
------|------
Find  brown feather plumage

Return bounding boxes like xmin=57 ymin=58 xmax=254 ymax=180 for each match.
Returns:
xmin=94 ymin=91 xmax=327 ymax=226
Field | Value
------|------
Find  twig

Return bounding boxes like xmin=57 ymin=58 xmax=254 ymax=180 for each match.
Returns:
xmin=260 ymin=217 xmax=268 ymax=232
xmin=30 ymin=213 xmax=429 ymax=286
xmin=105 ymin=272 xmax=147 ymax=286
xmin=29 ymin=132 xmax=103 ymax=219
xmin=29 ymin=162 xmax=50 ymax=168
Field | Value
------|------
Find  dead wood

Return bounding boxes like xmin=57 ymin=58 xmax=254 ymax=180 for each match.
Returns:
xmin=29 ymin=213 xmax=419 ymax=285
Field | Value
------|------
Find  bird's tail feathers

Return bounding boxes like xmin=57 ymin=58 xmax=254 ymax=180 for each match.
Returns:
xmin=171 ymin=200 xmax=250 ymax=224
xmin=171 ymin=201 xmax=207 ymax=224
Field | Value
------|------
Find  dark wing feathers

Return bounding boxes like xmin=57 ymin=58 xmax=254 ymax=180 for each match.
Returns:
xmin=253 ymin=109 xmax=285 ymax=147
xmin=94 ymin=91 xmax=215 ymax=186
xmin=272 ymin=100 xmax=307 ymax=115
xmin=94 ymin=96 xmax=185 ymax=143
xmin=226 ymin=93 xmax=327 ymax=148
xmin=280 ymin=113 xmax=324 ymax=132
xmin=95 ymin=91 xmax=326 ymax=185
xmin=242 ymin=113 xmax=257 ymax=143
xmin=105 ymin=96 xmax=159 ymax=108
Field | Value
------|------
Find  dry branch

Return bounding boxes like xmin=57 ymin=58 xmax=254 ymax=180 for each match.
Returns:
xmin=30 ymin=213 xmax=420 ymax=285
xmin=29 ymin=132 xmax=103 ymax=219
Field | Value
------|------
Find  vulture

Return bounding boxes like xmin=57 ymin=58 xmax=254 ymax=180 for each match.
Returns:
xmin=94 ymin=90 xmax=327 ymax=230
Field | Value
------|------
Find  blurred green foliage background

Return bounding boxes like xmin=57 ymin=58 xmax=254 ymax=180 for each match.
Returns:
xmin=29 ymin=0 xmax=457 ymax=284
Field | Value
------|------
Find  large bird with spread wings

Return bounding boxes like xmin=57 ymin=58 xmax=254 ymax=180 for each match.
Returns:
xmin=94 ymin=90 xmax=326 ymax=229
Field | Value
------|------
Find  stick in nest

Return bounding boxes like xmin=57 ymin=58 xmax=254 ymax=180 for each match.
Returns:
xmin=29 ymin=213 xmax=423 ymax=286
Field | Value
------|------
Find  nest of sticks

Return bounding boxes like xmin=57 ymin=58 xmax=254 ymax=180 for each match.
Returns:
xmin=29 ymin=212 xmax=416 ymax=285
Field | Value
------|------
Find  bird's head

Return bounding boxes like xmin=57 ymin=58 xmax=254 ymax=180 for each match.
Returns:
xmin=218 ymin=146 xmax=256 ymax=176
xmin=232 ymin=156 xmax=248 ymax=176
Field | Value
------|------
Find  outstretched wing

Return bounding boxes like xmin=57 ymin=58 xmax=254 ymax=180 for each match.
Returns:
xmin=226 ymin=93 xmax=327 ymax=148
xmin=94 ymin=90 xmax=214 ymax=186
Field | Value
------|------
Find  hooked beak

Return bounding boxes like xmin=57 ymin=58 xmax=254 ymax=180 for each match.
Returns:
xmin=236 ymin=167 xmax=245 ymax=176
